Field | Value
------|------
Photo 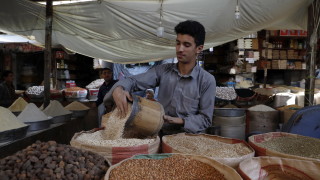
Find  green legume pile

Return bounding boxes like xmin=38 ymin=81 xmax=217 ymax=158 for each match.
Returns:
xmin=257 ymin=136 xmax=320 ymax=159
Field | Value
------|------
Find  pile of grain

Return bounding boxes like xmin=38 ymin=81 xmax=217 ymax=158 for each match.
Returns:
xmin=257 ymin=136 xmax=320 ymax=159
xmin=18 ymin=103 xmax=50 ymax=122
xmin=0 ymin=141 xmax=109 ymax=180
xmin=109 ymin=155 xmax=226 ymax=180
xmin=165 ymin=135 xmax=252 ymax=158
xmin=65 ymin=101 xmax=89 ymax=111
xmin=0 ymin=107 xmax=27 ymax=132
xmin=86 ymin=79 xmax=104 ymax=89
xmin=43 ymin=100 xmax=72 ymax=117
xmin=102 ymin=104 xmax=132 ymax=140
xmin=8 ymin=97 xmax=28 ymax=112
xmin=74 ymin=130 xmax=155 ymax=147
xmin=248 ymin=104 xmax=276 ymax=112
xmin=216 ymin=87 xmax=237 ymax=100
xmin=254 ymin=88 xmax=274 ymax=96
xmin=272 ymin=86 xmax=290 ymax=94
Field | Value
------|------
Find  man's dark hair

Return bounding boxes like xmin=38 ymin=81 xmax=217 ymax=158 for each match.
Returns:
xmin=102 ymin=67 xmax=112 ymax=72
xmin=174 ymin=20 xmax=206 ymax=46
xmin=1 ymin=70 xmax=13 ymax=79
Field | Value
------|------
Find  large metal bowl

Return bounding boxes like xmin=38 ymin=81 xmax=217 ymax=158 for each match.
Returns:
xmin=51 ymin=113 xmax=72 ymax=124
xmin=71 ymin=109 xmax=89 ymax=118
xmin=214 ymin=108 xmax=246 ymax=117
xmin=24 ymin=118 xmax=52 ymax=131
xmin=0 ymin=125 xmax=29 ymax=143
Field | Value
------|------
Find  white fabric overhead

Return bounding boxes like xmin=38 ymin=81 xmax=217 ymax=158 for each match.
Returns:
xmin=0 ymin=0 xmax=312 ymax=63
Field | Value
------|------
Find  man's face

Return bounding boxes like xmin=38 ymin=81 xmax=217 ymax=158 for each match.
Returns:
xmin=4 ymin=73 xmax=14 ymax=83
xmin=176 ymin=34 xmax=203 ymax=64
xmin=101 ymin=69 xmax=112 ymax=82
xmin=146 ymin=91 xmax=154 ymax=99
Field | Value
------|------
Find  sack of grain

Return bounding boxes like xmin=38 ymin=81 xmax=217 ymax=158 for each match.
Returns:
xmin=248 ymin=132 xmax=320 ymax=162
xmin=247 ymin=105 xmax=279 ymax=133
xmin=239 ymin=157 xmax=320 ymax=180
xmin=105 ymin=154 xmax=242 ymax=180
xmin=70 ymin=129 xmax=160 ymax=165
xmin=162 ymin=133 xmax=254 ymax=168
xmin=277 ymin=105 xmax=302 ymax=124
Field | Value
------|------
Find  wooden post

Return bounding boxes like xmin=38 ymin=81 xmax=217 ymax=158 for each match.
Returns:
xmin=304 ymin=3 xmax=317 ymax=107
xmin=263 ymin=30 xmax=269 ymax=88
xmin=44 ymin=0 xmax=53 ymax=108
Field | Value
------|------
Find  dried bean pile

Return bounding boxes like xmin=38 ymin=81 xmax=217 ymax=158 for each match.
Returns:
xmin=0 ymin=141 xmax=109 ymax=180
xmin=257 ymin=136 xmax=320 ymax=159
xmin=109 ymin=155 xmax=226 ymax=180
xmin=165 ymin=135 xmax=252 ymax=158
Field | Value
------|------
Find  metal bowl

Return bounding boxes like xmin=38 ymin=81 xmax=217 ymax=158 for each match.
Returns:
xmin=71 ymin=109 xmax=89 ymax=118
xmin=51 ymin=113 xmax=72 ymax=124
xmin=214 ymin=108 xmax=246 ymax=117
xmin=0 ymin=125 xmax=29 ymax=143
xmin=24 ymin=118 xmax=52 ymax=131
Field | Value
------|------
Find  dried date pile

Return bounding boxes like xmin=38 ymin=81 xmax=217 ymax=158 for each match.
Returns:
xmin=0 ymin=141 xmax=109 ymax=180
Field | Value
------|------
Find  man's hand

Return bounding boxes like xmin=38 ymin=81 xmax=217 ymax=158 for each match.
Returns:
xmin=112 ymin=86 xmax=132 ymax=117
xmin=163 ymin=115 xmax=184 ymax=125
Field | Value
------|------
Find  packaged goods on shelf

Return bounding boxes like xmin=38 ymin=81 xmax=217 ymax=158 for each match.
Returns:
xmin=64 ymin=87 xmax=87 ymax=99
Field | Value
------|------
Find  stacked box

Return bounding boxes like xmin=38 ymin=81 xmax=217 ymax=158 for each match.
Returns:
xmin=272 ymin=50 xmax=280 ymax=59
xmin=295 ymin=61 xmax=302 ymax=69
xmin=272 ymin=60 xmax=287 ymax=69
xmin=280 ymin=50 xmax=287 ymax=59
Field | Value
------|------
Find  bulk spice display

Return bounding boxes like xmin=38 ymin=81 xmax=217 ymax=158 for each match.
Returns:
xmin=0 ymin=141 xmax=109 ymax=180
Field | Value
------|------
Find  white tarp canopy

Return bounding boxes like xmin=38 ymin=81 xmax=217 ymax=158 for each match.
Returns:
xmin=0 ymin=0 xmax=312 ymax=63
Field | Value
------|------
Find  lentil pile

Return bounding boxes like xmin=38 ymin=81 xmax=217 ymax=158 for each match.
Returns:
xmin=0 ymin=141 xmax=109 ymax=180
xmin=74 ymin=130 xmax=156 ymax=147
xmin=109 ymin=155 xmax=226 ymax=180
xmin=257 ymin=136 xmax=320 ymax=159
xmin=165 ymin=135 xmax=252 ymax=158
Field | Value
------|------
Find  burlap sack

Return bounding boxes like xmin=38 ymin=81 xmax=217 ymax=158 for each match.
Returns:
xmin=239 ymin=157 xmax=320 ymax=180
xmin=248 ymin=132 xmax=320 ymax=162
xmin=70 ymin=129 xmax=160 ymax=165
xmin=162 ymin=133 xmax=254 ymax=168
xmin=105 ymin=153 xmax=243 ymax=180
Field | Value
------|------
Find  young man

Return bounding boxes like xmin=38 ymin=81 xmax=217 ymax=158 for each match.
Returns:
xmin=96 ymin=67 xmax=118 ymax=127
xmin=0 ymin=70 xmax=18 ymax=107
xmin=96 ymin=67 xmax=118 ymax=107
xmin=104 ymin=20 xmax=216 ymax=134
